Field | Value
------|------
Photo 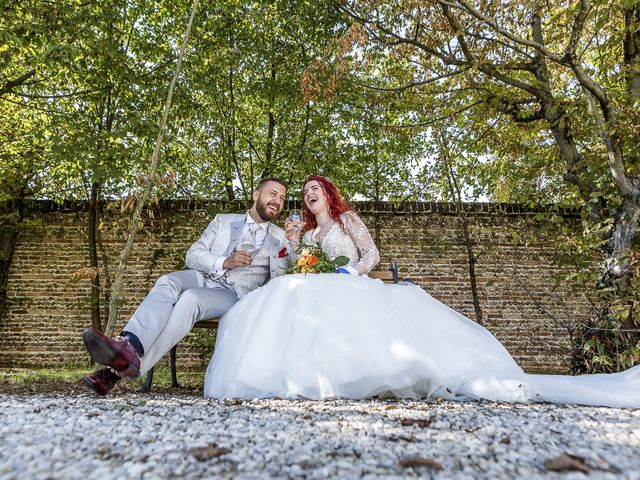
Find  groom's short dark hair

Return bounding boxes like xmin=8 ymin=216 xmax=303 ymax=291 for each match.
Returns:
xmin=256 ymin=177 xmax=287 ymax=191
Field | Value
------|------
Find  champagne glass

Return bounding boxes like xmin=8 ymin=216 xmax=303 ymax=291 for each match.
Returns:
xmin=236 ymin=230 xmax=255 ymax=270
xmin=287 ymin=209 xmax=304 ymax=230
xmin=237 ymin=239 xmax=255 ymax=253
xmin=237 ymin=231 xmax=255 ymax=254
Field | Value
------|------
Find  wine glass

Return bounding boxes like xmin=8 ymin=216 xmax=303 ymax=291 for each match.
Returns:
xmin=287 ymin=209 xmax=304 ymax=230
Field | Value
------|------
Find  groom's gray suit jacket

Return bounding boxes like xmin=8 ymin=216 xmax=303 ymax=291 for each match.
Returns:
xmin=185 ymin=213 xmax=288 ymax=296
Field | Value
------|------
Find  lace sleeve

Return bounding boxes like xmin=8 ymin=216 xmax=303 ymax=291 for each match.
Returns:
xmin=342 ymin=211 xmax=380 ymax=275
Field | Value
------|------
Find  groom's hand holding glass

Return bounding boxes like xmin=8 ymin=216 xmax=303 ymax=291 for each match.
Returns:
xmin=223 ymin=228 xmax=255 ymax=269
xmin=223 ymin=250 xmax=252 ymax=269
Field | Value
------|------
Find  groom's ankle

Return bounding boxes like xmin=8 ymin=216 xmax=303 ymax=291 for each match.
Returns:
xmin=120 ymin=331 xmax=145 ymax=357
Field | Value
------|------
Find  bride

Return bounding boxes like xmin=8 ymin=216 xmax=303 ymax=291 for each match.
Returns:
xmin=204 ymin=176 xmax=640 ymax=407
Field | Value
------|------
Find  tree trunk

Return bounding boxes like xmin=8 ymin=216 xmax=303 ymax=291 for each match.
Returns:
xmin=438 ymin=133 xmax=484 ymax=325
xmin=603 ymin=196 xmax=640 ymax=299
xmin=263 ymin=63 xmax=277 ymax=177
xmin=458 ymin=213 xmax=484 ymax=326
xmin=104 ymin=0 xmax=200 ymax=336
xmin=96 ymin=208 xmax=112 ymax=327
xmin=624 ymin=1 xmax=640 ymax=100
xmin=87 ymin=180 xmax=102 ymax=331
xmin=0 ymin=189 xmax=26 ymax=323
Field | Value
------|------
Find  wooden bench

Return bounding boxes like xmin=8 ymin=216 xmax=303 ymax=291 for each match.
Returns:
xmin=142 ymin=260 xmax=404 ymax=392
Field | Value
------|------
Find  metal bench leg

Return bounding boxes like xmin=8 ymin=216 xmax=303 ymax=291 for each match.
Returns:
xmin=390 ymin=258 xmax=415 ymax=284
xmin=390 ymin=260 xmax=399 ymax=283
xmin=170 ymin=345 xmax=180 ymax=388
xmin=142 ymin=367 xmax=154 ymax=393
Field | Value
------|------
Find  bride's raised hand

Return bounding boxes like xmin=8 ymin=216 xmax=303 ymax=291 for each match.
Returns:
xmin=284 ymin=218 xmax=304 ymax=242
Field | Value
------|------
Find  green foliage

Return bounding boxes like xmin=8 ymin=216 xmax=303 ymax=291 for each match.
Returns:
xmin=536 ymin=211 xmax=640 ymax=373
xmin=183 ymin=328 xmax=217 ymax=366
xmin=577 ymin=250 xmax=640 ymax=373
xmin=2 ymin=0 xmax=429 ymax=204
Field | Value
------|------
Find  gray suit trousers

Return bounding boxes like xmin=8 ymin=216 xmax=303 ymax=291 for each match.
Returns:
xmin=122 ymin=270 xmax=238 ymax=376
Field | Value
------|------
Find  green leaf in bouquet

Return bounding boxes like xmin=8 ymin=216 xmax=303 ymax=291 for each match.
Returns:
xmin=334 ymin=256 xmax=350 ymax=267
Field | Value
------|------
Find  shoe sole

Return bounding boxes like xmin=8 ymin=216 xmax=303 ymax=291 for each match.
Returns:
xmin=82 ymin=329 xmax=140 ymax=379
xmin=82 ymin=329 xmax=119 ymax=366
xmin=82 ymin=376 xmax=107 ymax=396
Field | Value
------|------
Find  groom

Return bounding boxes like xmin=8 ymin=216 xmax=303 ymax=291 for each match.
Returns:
xmin=82 ymin=177 xmax=289 ymax=395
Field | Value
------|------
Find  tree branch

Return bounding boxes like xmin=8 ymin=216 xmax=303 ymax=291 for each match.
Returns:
xmin=582 ymin=87 xmax=632 ymax=197
xmin=436 ymin=0 xmax=564 ymax=62
xmin=339 ymin=5 xmax=465 ymax=67
xmin=366 ymin=100 xmax=483 ymax=128
xmin=17 ymin=83 xmax=114 ymax=99
xmin=0 ymin=70 xmax=36 ymax=98
xmin=440 ymin=3 xmax=544 ymax=98
xmin=461 ymin=30 xmax=535 ymax=60
xmin=347 ymin=66 xmax=470 ymax=92
xmin=566 ymin=0 xmax=591 ymax=59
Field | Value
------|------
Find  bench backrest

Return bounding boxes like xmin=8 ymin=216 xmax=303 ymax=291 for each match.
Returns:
xmin=368 ymin=270 xmax=395 ymax=283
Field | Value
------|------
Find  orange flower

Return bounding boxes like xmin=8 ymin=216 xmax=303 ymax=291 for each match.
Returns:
xmin=308 ymin=255 xmax=318 ymax=266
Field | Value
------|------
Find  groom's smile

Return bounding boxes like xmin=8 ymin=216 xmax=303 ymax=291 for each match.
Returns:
xmin=252 ymin=179 xmax=286 ymax=222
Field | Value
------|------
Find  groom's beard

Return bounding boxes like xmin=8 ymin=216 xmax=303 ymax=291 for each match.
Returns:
xmin=255 ymin=200 xmax=281 ymax=222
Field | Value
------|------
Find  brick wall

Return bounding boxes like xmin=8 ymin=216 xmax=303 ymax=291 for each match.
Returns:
xmin=0 ymin=201 xmax=590 ymax=374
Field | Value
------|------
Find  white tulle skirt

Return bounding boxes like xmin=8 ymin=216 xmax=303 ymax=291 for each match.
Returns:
xmin=203 ymin=274 xmax=640 ymax=408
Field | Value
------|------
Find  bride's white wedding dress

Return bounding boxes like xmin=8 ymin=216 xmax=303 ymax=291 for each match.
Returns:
xmin=204 ymin=212 xmax=640 ymax=407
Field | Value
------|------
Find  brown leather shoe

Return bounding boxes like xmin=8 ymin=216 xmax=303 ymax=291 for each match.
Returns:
xmin=82 ymin=328 xmax=141 ymax=378
xmin=83 ymin=368 xmax=121 ymax=396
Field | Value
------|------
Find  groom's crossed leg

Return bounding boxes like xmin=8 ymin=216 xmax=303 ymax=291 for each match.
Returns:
xmin=83 ymin=270 xmax=238 ymax=395
xmin=137 ymin=286 xmax=237 ymax=376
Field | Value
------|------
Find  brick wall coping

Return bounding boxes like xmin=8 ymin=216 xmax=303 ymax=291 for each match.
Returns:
xmin=20 ymin=200 xmax=580 ymax=217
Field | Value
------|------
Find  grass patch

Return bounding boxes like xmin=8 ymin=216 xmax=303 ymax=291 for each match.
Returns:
xmin=0 ymin=363 xmax=206 ymax=395
xmin=0 ymin=364 xmax=89 ymax=384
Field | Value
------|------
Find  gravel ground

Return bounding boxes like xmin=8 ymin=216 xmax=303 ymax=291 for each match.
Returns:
xmin=0 ymin=393 xmax=638 ymax=479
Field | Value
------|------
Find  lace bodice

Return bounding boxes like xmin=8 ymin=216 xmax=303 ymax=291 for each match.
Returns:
xmin=303 ymin=211 xmax=380 ymax=275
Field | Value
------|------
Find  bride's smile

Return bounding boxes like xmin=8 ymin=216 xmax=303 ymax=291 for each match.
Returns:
xmin=303 ymin=180 xmax=326 ymax=215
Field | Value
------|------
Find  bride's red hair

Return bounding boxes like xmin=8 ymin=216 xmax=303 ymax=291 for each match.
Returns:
xmin=301 ymin=176 xmax=353 ymax=233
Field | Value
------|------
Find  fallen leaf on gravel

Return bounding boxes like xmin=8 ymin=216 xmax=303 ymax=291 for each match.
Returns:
xmin=544 ymin=453 xmax=590 ymax=473
xmin=189 ymin=444 xmax=232 ymax=461
xmin=400 ymin=416 xmax=434 ymax=428
xmin=86 ymin=412 xmax=100 ymax=418
xmin=464 ymin=426 xmax=481 ymax=433
xmin=383 ymin=405 xmax=398 ymax=410
xmin=398 ymin=456 xmax=443 ymax=470
xmin=386 ymin=434 xmax=417 ymax=443
xmin=500 ymin=436 xmax=511 ymax=445
xmin=302 ymin=415 xmax=313 ymax=420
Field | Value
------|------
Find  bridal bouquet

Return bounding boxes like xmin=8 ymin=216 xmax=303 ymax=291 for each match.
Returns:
xmin=289 ymin=245 xmax=349 ymax=274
